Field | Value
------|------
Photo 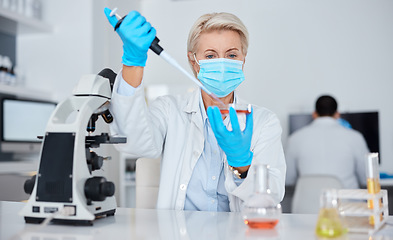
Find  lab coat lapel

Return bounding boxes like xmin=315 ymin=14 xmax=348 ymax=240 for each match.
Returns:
xmin=174 ymin=90 xmax=206 ymax=209
xmin=183 ymin=90 xmax=204 ymax=166
xmin=184 ymin=90 xmax=204 ymax=134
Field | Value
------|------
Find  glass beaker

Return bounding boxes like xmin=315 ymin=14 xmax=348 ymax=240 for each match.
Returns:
xmin=315 ymin=189 xmax=346 ymax=238
xmin=241 ymin=164 xmax=281 ymax=229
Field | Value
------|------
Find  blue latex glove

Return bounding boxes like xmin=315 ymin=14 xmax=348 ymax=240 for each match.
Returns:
xmin=104 ymin=8 xmax=156 ymax=67
xmin=207 ymin=106 xmax=254 ymax=167
xmin=337 ymin=118 xmax=352 ymax=129
xmin=380 ymin=172 xmax=393 ymax=179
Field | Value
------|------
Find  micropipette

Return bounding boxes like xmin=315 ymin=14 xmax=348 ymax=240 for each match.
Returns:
xmin=109 ymin=8 xmax=226 ymax=107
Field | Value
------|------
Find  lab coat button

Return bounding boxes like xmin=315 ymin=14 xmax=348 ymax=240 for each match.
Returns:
xmin=193 ymin=151 xmax=199 ymax=157
xmin=180 ymin=184 xmax=187 ymax=191
xmin=212 ymin=176 xmax=216 ymax=180
xmin=179 ymin=228 xmax=187 ymax=235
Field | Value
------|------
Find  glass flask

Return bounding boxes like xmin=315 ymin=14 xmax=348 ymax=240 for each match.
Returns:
xmin=315 ymin=189 xmax=346 ymax=238
xmin=242 ymin=164 xmax=281 ymax=229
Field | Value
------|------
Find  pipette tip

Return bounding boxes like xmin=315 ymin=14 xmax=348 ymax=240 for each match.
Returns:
xmin=109 ymin=8 xmax=117 ymax=17
xmin=110 ymin=7 xmax=122 ymax=19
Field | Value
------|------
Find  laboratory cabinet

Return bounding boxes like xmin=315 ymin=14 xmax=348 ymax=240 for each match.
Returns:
xmin=0 ymin=4 xmax=53 ymax=89
xmin=0 ymin=3 xmax=54 ymax=115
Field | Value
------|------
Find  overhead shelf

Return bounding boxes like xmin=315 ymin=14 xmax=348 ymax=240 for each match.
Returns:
xmin=0 ymin=7 xmax=53 ymax=35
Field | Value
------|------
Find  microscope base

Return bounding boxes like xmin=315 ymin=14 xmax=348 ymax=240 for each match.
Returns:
xmin=24 ymin=208 xmax=116 ymax=226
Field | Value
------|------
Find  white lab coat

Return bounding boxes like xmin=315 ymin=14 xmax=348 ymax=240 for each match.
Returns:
xmin=109 ymin=77 xmax=286 ymax=211
xmin=285 ymin=117 xmax=369 ymax=189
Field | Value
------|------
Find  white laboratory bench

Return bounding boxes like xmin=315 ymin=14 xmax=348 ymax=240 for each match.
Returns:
xmin=1 ymin=201 xmax=393 ymax=240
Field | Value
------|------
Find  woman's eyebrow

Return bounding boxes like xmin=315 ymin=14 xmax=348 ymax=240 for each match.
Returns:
xmin=226 ymin=47 xmax=240 ymax=52
xmin=203 ymin=48 xmax=218 ymax=53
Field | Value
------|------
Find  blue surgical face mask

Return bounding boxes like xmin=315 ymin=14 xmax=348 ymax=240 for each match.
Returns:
xmin=195 ymin=57 xmax=245 ymax=98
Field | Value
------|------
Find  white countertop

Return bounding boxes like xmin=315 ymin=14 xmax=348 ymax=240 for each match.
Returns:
xmin=1 ymin=201 xmax=392 ymax=240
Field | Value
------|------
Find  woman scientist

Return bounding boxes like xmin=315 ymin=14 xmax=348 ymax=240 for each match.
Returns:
xmin=104 ymin=9 xmax=286 ymax=211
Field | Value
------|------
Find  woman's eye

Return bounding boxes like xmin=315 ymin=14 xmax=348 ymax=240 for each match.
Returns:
xmin=228 ymin=54 xmax=237 ymax=58
xmin=206 ymin=54 xmax=215 ymax=59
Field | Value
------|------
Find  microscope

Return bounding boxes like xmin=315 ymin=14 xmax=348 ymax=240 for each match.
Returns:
xmin=19 ymin=69 xmax=126 ymax=225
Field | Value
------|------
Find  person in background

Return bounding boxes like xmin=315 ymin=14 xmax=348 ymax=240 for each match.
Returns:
xmin=104 ymin=9 xmax=286 ymax=211
xmin=285 ymin=95 xmax=369 ymax=189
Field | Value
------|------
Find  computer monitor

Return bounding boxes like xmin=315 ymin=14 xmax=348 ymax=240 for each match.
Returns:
xmin=0 ymin=95 xmax=57 ymax=160
xmin=288 ymin=111 xmax=380 ymax=161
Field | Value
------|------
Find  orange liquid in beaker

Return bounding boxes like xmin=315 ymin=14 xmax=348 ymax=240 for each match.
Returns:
xmin=220 ymin=109 xmax=251 ymax=115
xmin=244 ymin=218 xmax=279 ymax=229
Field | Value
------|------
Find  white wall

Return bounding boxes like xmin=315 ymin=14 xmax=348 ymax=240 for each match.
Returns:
xmin=16 ymin=0 xmax=393 ymax=173
xmin=92 ymin=0 xmax=142 ymax=73
xmin=137 ymin=0 xmax=393 ymax=172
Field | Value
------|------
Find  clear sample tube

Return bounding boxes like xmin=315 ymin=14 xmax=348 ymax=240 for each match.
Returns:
xmin=366 ymin=152 xmax=382 ymax=225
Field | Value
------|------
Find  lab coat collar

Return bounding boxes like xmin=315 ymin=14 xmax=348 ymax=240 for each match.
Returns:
xmin=313 ymin=116 xmax=339 ymax=126
xmin=182 ymin=89 xmax=204 ymax=134
xmin=183 ymin=89 xmax=201 ymax=114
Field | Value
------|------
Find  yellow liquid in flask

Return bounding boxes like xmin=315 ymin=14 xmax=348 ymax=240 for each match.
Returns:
xmin=315 ymin=208 xmax=346 ymax=238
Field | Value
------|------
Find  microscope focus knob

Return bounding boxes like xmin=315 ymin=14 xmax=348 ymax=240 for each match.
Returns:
xmin=87 ymin=151 xmax=104 ymax=171
xmin=84 ymin=177 xmax=115 ymax=202
xmin=101 ymin=182 xmax=115 ymax=197
xmin=24 ymin=175 xmax=36 ymax=194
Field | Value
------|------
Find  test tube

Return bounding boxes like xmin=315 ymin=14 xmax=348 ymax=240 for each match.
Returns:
xmin=366 ymin=153 xmax=382 ymax=225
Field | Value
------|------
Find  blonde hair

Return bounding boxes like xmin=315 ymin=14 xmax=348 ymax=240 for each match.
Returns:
xmin=187 ymin=12 xmax=249 ymax=74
